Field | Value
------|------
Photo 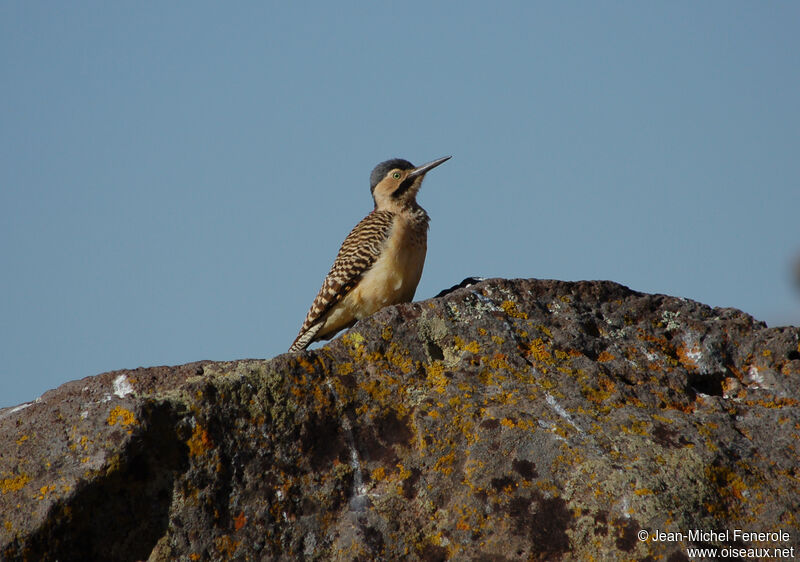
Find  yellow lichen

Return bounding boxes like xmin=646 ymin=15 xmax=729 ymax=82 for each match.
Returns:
xmin=500 ymin=300 xmax=528 ymax=319
xmin=343 ymin=332 xmax=365 ymax=345
xmin=433 ymin=451 xmax=456 ymax=475
xmin=454 ymin=336 xmax=481 ymax=354
xmin=619 ymin=418 xmax=649 ymax=436
xmin=425 ymin=362 xmax=448 ymax=394
xmin=527 ymin=338 xmax=553 ymax=364
xmin=384 ymin=344 xmax=415 ymax=374
xmin=554 ymin=349 xmax=570 ymax=361
xmin=336 ymin=362 xmax=354 ymax=376
xmin=36 ymin=484 xmax=56 ymax=500
xmin=1 ymin=473 xmax=30 ymax=494
xmin=341 ymin=332 xmax=366 ymax=359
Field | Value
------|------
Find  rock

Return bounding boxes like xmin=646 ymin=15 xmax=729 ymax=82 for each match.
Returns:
xmin=1 ymin=278 xmax=799 ymax=561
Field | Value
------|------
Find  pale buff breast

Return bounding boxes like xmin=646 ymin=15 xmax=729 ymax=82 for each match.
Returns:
xmin=316 ymin=218 xmax=427 ymax=338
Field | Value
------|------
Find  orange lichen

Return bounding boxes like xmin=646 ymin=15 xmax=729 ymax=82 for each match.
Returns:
xmin=296 ymin=356 xmax=316 ymax=374
xmin=705 ymin=464 xmax=748 ymax=514
xmin=585 ymin=375 xmax=616 ymax=404
xmin=677 ymin=343 xmax=701 ymax=371
xmin=310 ymin=383 xmax=331 ymax=412
xmin=107 ymin=406 xmax=137 ymax=429
xmin=597 ymin=351 xmax=615 ymax=363
xmin=745 ymin=397 xmax=799 ymax=409
xmin=214 ymin=535 xmax=240 ymax=557
xmin=486 ymin=353 xmax=513 ymax=371
xmin=234 ymin=512 xmax=247 ymax=531
xmin=187 ymin=423 xmax=213 ymax=457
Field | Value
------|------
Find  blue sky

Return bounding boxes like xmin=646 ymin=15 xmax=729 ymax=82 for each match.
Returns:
xmin=2 ymin=2 xmax=799 ymax=408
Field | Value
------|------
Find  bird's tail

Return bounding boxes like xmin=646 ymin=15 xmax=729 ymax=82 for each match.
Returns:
xmin=288 ymin=323 xmax=322 ymax=353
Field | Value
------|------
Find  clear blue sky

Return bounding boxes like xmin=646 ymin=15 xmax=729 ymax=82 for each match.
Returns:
xmin=2 ymin=2 xmax=799 ymax=408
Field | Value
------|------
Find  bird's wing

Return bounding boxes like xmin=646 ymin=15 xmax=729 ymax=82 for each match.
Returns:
xmin=290 ymin=210 xmax=395 ymax=350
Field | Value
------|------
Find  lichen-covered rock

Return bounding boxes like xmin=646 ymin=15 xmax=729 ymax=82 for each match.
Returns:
xmin=1 ymin=278 xmax=799 ymax=561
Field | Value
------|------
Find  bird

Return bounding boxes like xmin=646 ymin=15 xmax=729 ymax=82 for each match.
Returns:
xmin=289 ymin=155 xmax=451 ymax=352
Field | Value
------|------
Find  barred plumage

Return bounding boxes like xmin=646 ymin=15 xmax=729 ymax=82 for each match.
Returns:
xmin=289 ymin=156 xmax=450 ymax=352
xmin=289 ymin=210 xmax=395 ymax=352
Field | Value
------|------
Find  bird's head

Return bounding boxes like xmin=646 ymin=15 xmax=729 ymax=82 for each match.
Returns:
xmin=369 ymin=156 xmax=451 ymax=210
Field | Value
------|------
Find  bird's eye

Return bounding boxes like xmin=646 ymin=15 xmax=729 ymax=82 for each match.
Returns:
xmin=392 ymin=172 xmax=401 ymax=179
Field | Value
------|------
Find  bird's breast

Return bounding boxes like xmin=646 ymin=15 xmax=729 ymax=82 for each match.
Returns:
xmin=347 ymin=217 xmax=428 ymax=318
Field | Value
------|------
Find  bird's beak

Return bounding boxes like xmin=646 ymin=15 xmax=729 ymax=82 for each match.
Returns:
xmin=408 ymin=155 xmax=452 ymax=179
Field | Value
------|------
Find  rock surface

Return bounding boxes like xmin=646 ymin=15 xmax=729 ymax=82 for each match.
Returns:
xmin=1 ymin=278 xmax=799 ymax=561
